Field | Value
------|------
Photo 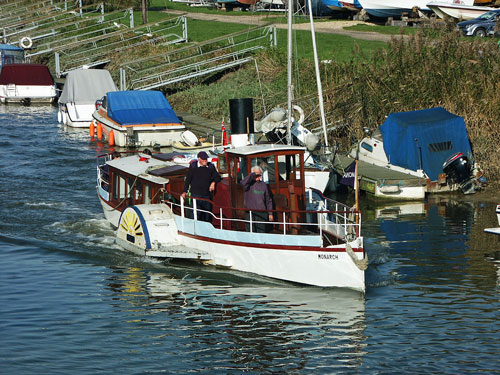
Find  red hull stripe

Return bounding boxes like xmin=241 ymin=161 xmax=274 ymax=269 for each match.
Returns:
xmin=178 ymin=231 xmax=363 ymax=253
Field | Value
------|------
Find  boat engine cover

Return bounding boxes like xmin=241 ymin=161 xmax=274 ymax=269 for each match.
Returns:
xmin=442 ymin=152 xmax=471 ymax=185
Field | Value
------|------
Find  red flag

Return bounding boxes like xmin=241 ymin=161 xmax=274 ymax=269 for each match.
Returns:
xmin=221 ymin=117 xmax=228 ymax=146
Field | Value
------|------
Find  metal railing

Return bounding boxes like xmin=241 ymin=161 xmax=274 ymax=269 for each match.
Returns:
xmin=163 ymin=192 xmax=360 ymax=241
xmin=54 ymin=15 xmax=187 ymax=76
xmin=10 ymin=5 xmax=125 ymax=47
xmin=119 ymin=24 xmax=276 ymax=91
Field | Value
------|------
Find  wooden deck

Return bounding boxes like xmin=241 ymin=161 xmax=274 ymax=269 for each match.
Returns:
xmin=177 ymin=112 xmax=223 ymax=140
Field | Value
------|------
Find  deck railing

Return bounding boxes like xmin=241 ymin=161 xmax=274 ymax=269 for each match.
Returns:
xmin=164 ymin=192 xmax=361 ymax=242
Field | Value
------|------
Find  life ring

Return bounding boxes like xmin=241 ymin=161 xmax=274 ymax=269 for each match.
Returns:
xmin=20 ymin=36 xmax=33 ymax=49
xmin=293 ymin=105 xmax=305 ymax=125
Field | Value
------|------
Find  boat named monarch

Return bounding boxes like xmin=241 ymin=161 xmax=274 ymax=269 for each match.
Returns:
xmin=96 ymin=141 xmax=367 ymax=292
xmin=91 ymin=90 xmax=185 ymax=147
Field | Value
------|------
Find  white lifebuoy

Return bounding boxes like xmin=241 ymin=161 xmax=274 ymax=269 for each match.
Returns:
xmin=293 ymin=105 xmax=305 ymax=125
xmin=20 ymin=36 xmax=33 ymax=49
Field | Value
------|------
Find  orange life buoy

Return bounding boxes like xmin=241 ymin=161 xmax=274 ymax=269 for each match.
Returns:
xmin=96 ymin=122 xmax=102 ymax=140
xmin=89 ymin=121 xmax=95 ymax=138
xmin=108 ymin=130 xmax=115 ymax=146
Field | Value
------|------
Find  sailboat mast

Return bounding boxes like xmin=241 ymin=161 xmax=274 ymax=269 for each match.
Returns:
xmin=307 ymin=0 xmax=328 ymax=146
xmin=286 ymin=0 xmax=293 ymax=145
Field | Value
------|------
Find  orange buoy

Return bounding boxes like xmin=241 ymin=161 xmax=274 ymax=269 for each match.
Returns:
xmin=108 ymin=130 xmax=115 ymax=146
xmin=89 ymin=121 xmax=95 ymax=138
xmin=96 ymin=122 xmax=102 ymax=140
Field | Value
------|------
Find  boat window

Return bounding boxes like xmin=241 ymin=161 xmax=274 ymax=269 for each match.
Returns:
xmin=251 ymin=156 xmax=276 ymax=184
xmin=218 ymin=154 xmax=228 ymax=174
xmin=428 ymin=141 xmax=452 ymax=152
xmin=127 ymin=178 xmax=135 ymax=200
xmin=361 ymin=142 xmax=373 ymax=152
xmin=135 ymin=180 xmax=143 ymax=203
xmin=234 ymin=157 xmax=248 ymax=183
xmin=118 ymin=176 xmax=126 ymax=199
xmin=112 ymin=173 xmax=119 ymax=199
xmin=145 ymin=184 xmax=151 ymax=204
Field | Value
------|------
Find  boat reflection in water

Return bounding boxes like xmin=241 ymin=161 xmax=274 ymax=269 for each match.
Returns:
xmin=364 ymin=195 xmax=500 ymax=291
xmin=104 ymin=265 xmax=367 ymax=371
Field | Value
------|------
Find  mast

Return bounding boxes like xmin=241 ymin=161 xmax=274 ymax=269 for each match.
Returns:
xmin=307 ymin=0 xmax=328 ymax=147
xmin=286 ymin=0 xmax=293 ymax=146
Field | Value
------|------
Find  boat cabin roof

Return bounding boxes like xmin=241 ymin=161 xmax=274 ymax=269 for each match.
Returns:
xmin=107 ymin=154 xmax=187 ymax=185
xmin=0 ymin=44 xmax=23 ymax=52
xmin=225 ymin=144 xmax=305 ymax=156
xmin=0 ymin=64 xmax=54 ymax=86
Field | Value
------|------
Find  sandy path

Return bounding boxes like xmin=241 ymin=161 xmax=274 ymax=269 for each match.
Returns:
xmin=165 ymin=10 xmax=399 ymax=42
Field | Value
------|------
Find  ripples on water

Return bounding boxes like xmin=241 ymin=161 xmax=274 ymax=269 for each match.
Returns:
xmin=0 ymin=106 xmax=499 ymax=374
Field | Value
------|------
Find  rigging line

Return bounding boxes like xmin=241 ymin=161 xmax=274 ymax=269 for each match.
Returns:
xmin=253 ymin=58 xmax=267 ymax=116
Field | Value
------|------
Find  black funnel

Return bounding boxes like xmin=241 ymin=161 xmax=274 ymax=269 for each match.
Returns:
xmin=229 ymin=98 xmax=254 ymax=135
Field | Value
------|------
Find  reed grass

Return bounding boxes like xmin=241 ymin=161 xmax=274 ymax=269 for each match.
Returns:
xmin=170 ymin=29 xmax=500 ymax=184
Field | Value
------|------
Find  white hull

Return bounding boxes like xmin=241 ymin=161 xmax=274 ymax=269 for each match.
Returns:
xmin=305 ymin=169 xmax=331 ymax=193
xmin=115 ymin=204 xmax=365 ymax=292
xmin=0 ymin=84 xmax=57 ymax=104
xmin=358 ymin=0 xmax=432 ymax=18
xmin=484 ymin=204 xmax=500 ymax=236
xmin=98 ymin=193 xmax=122 ymax=228
xmin=58 ymin=103 xmax=95 ymax=128
xmin=93 ymin=110 xmax=185 ymax=147
xmin=427 ymin=2 xmax=493 ymax=20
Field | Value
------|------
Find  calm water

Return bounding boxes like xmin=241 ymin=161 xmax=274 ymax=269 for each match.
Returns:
xmin=1 ymin=106 xmax=499 ymax=374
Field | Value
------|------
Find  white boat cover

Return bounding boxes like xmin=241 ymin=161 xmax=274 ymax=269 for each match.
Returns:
xmin=59 ymin=69 xmax=117 ymax=104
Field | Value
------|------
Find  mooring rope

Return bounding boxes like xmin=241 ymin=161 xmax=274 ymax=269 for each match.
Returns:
xmin=346 ymin=243 xmax=369 ymax=271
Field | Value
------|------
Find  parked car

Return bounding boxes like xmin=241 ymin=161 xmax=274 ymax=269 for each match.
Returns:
xmin=457 ymin=9 xmax=500 ymax=37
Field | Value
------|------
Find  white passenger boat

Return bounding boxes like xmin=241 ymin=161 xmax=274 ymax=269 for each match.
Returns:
xmin=96 ymin=143 xmax=367 ymax=292
xmin=91 ymin=90 xmax=185 ymax=147
xmin=58 ymin=69 xmax=117 ymax=128
xmin=427 ymin=1 xmax=492 ymax=20
xmin=0 ymin=63 xmax=57 ymax=104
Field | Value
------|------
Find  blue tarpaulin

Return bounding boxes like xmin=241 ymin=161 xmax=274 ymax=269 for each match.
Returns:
xmin=107 ymin=90 xmax=181 ymax=126
xmin=380 ymin=107 xmax=473 ymax=181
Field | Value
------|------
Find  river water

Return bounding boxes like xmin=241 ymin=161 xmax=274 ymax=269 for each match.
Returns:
xmin=1 ymin=105 xmax=499 ymax=374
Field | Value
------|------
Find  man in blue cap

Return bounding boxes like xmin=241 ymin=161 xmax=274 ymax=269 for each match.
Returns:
xmin=181 ymin=151 xmax=221 ymax=222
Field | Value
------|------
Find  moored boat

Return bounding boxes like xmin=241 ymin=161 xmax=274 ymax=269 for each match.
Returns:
xmin=91 ymin=90 xmax=185 ymax=147
xmin=427 ymin=1 xmax=493 ymax=20
xmin=58 ymin=69 xmax=117 ymax=128
xmin=484 ymin=204 xmax=500 ymax=236
xmin=357 ymin=0 xmax=432 ymax=18
xmin=96 ymin=142 xmax=367 ymax=292
xmin=334 ymin=107 xmax=483 ymax=199
xmin=0 ymin=63 xmax=57 ymax=104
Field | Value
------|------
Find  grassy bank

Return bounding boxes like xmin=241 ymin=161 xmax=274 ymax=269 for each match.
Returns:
xmin=168 ymin=30 xmax=500 ymax=184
